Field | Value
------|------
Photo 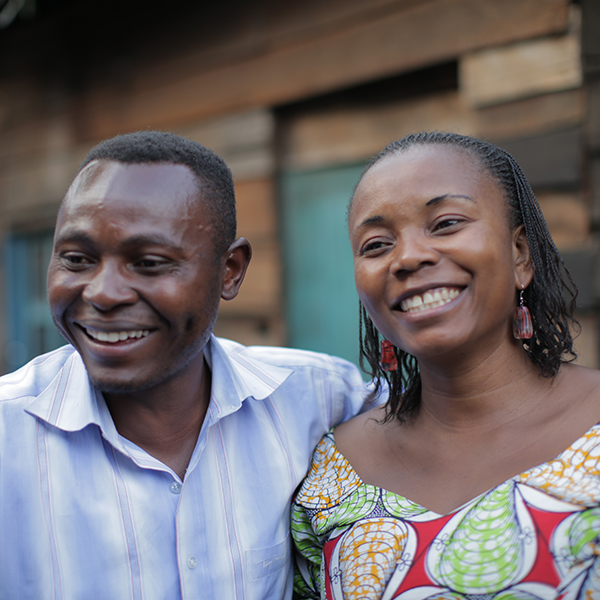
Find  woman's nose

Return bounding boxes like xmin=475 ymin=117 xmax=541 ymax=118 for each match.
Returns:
xmin=391 ymin=232 xmax=440 ymax=276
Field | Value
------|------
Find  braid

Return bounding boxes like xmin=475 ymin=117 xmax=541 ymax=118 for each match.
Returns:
xmin=352 ymin=132 xmax=579 ymax=423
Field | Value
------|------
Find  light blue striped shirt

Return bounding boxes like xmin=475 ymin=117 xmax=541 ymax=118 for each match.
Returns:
xmin=0 ymin=336 xmax=369 ymax=600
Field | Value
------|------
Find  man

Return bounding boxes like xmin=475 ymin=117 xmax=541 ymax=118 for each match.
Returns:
xmin=0 ymin=131 xmax=369 ymax=599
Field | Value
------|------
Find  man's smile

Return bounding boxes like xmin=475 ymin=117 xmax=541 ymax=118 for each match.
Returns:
xmin=82 ymin=326 xmax=151 ymax=343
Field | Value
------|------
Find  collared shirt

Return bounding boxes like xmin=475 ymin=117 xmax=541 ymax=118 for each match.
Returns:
xmin=0 ymin=336 xmax=369 ymax=600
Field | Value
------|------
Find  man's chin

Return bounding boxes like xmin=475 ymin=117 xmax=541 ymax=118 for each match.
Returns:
xmin=89 ymin=375 xmax=158 ymax=396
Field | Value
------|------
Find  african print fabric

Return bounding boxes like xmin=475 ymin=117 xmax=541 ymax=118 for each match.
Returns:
xmin=291 ymin=427 xmax=600 ymax=600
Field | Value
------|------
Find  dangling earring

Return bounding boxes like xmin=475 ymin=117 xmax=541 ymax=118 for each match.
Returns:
xmin=513 ymin=286 xmax=533 ymax=340
xmin=379 ymin=340 xmax=398 ymax=371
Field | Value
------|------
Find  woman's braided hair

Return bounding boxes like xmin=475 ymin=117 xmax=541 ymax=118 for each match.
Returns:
xmin=353 ymin=132 xmax=579 ymax=423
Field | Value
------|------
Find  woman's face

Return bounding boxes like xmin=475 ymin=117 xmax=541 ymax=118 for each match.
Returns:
xmin=349 ymin=144 xmax=532 ymax=363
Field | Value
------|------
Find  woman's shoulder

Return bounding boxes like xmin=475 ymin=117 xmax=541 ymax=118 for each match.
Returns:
xmin=561 ymin=362 xmax=600 ymax=381
xmin=555 ymin=363 xmax=600 ymax=410
xmin=335 ymin=405 xmax=388 ymax=445
xmin=294 ymin=429 xmax=363 ymax=511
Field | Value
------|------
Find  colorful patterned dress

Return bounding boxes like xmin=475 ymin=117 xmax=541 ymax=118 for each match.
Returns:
xmin=291 ymin=427 xmax=600 ymax=600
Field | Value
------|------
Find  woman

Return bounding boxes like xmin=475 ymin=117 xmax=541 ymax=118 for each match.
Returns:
xmin=291 ymin=132 xmax=600 ymax=599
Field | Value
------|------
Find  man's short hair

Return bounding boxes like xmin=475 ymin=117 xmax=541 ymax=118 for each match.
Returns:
xmin=79 ymin=131 xmax=236 ymax=255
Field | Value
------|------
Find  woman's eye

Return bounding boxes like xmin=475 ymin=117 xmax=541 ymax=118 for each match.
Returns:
xmin=433 ymin=218 xmax=463 ymax=232
xmin=361 ymin=240 xmax=388 ymax=255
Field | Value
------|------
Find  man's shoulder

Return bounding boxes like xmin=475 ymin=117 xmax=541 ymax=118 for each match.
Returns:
xmin=215 ymin=337 xmax=361 ymax=376
xmin=0 ymin=345 xmax=78 ymax=404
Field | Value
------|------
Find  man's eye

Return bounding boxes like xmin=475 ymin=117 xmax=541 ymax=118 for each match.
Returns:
xmin=62 ymin=253 xmax=92 ymax=266
xmin=135 ymin=258 xmax=169 ymax=270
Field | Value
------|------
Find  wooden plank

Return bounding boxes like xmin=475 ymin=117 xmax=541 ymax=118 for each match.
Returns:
xmin=460 ymin=32 xmax=582 ymax=108
xmin=176 ymin=109 xmax=273 ymax=158
xmin=218 ymin=239 xmax=281 ymax=317
xmin=590 ymin=157 xmax=600 ymax=224
xmin=473 ymin=89 xmax=584 ymax=141
xmin=177 ymin=110 xmax=275 ymax=179
xmin=535 ymin=192 xmax=588 ymax=250
xmin=494 ymin=128 xmax=582 ymax=189
xmin=587 ymin=81 xmax=600 ymax=151
xmin=0 ymin=151 xmax=81 ymax=218
xmin=573 ymin=314 xmax=598 ymax=369
xmin=234 ymin=178 xmax=277 ymax=241
xmin=582 ymin=0 xmax=600 ymax=79
xmin=283 ymin=91 xmax=476 ymax=169
xmin=282 ymin=88 xmax=584 ymax=170
xmin=213 ymin=314 xmax=285 ymax=348
xmin=79 ymin=0 xmax=570 ymax=135
xmin=138 ymin=0 xmax=431 ymax=85
xmin=562 ymin=249 xmax=595 ymax=310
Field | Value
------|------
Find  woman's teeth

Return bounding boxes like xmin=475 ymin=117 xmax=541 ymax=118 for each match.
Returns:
xmin=400 ymin=287 xmax=460 ymax=313
xmin=85 ymin=328 xmax=150 ymax=343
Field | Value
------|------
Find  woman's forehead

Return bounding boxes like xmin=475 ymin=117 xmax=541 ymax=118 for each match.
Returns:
xmin=355 ymin=145 xmax=489 ymax=202
xmin=348 ymin=143 xmax=511 ymax=230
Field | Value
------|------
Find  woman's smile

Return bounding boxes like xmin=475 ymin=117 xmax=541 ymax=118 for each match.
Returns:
xmin=398 ymin=286 xmax=462 ymax=313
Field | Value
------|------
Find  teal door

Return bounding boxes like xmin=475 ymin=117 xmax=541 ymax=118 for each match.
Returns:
xmin=4 ymin=230 xmax=65 ymax=373
xmin=281 ymin=163 xmax=365 ymax=370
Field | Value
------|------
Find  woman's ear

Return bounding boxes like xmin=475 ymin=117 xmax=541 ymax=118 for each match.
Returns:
xmin=512 ymin=225 xmax=533 ymax=289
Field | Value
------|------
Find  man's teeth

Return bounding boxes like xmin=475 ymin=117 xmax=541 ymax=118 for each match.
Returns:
xmin=400 ymin=288 xmax=460 ymax=313
xmin=85 ymin=328 xmax=150 ymax=343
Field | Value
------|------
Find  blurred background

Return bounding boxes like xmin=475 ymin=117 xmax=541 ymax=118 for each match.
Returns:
xmin=0 ymin=0 xmax=598 ymax=374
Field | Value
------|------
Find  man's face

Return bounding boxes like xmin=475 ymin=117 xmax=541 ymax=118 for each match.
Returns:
xmin=48 ymin=159 xmax=241 ymax=394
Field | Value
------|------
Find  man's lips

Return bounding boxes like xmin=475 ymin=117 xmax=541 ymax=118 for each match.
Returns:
xmin=398 ymin=286 xmax=462 ymax=313
xmin=80 ymin=325 xmax=151 ymax=344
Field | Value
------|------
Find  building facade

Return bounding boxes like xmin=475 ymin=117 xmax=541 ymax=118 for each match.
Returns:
xmin=0 ymin=0 xmax=598 ymax=372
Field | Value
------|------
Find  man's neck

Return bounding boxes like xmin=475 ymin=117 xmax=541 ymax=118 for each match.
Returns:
xmin=103 ymin=357 xmax=212 ymax=480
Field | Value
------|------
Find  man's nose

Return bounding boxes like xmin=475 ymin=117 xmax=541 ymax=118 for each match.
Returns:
xmin=81 ymin=262 xmax=138 ymax=310
xmin=391 ymin=231 xmax=440 ymax=276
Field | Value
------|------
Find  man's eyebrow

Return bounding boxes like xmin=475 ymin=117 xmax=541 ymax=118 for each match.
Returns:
xmin=53 ymin=230 xmax=184 ymax=252
xmin=119 ymin=234 xmax=184 ymax=252
xmin=426 ymin=194 xmax=475 ymax=206
xmin=53 ymin=231 xmax=95 ymax=247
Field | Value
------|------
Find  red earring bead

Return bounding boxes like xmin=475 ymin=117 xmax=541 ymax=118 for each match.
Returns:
xmin=380 ymin=340 xmax=398 ymax=371
xmin=513 ymin=290 xmax=533 ymax=340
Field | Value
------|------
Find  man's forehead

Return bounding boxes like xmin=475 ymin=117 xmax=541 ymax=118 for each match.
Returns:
xmin=64 ymin=159 xmax=200 ymax=209
xmin=55 ymin=160 xmax=212 ymax=242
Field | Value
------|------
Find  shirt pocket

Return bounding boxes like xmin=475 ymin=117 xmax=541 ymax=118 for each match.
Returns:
xmin=245 ymin=533 xmax=290 ymax=581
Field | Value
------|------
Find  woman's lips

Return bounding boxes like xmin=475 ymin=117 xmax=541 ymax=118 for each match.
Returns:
xmin=400 ymin=287 xmax=461 ymax=313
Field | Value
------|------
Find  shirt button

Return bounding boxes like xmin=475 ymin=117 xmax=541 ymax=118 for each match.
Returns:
xmin=187 ymin=556 xmax=198 ymax=569
xmin=170 ymin=481 xmax=182 ymax=494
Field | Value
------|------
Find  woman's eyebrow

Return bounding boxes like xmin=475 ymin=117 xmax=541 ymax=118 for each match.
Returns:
xmin=356 ymin=215 xmax=385 ymax=230
xmin=426 ymin=194 xmax=475 ymax=206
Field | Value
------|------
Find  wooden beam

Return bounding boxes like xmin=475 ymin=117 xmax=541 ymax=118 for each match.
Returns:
xmin=281 ymin=88 xmax=584 ymax=170
xmin=218 ymin=239 xmax=281 ymax=317
xmin=80 ymin=0 xmax=570 ymax=135
xmin=497 ymin=128 xmax=582 ymax=190
xmin=473 ymin=89 xmax=584 ymax=141
xmin=460 ymin=32 xmax=582 ymax=108
xmin=536 ymin=191 xmax=589 ymax=250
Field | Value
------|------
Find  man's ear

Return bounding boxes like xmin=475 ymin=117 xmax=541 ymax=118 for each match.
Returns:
xmin=512 ymin=225 xmax=533 ymax=289
xmin=221 ymin=237 xmax=252 ymax=301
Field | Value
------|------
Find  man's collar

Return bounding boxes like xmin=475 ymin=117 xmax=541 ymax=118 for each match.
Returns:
xmin=24 ymin=349 xmax=112 ymax=433
xmin=206 ymin=335 xmax=293 ymax=420
xmin=25 ymin=337 xmax=294 ymax=433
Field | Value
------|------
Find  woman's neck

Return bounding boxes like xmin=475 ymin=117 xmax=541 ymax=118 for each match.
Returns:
xmin=416 ymin=343 xmax=553 ymax=431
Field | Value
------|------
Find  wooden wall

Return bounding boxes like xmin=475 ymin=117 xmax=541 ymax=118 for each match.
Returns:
xmin=1 ymin=0 xmax=596 ymax=369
